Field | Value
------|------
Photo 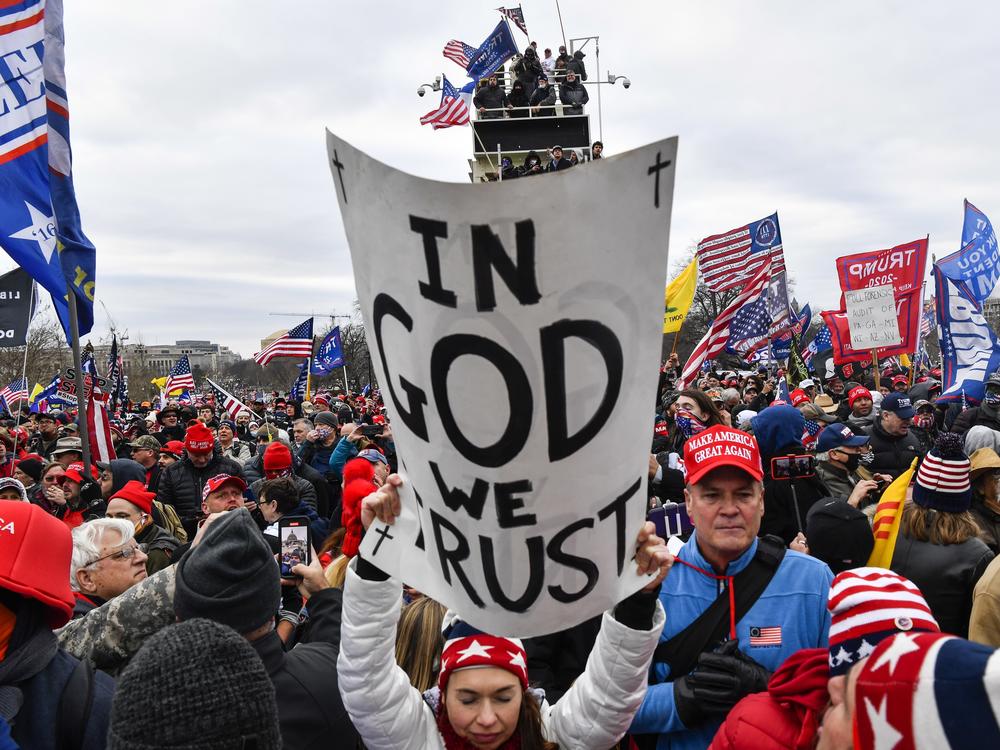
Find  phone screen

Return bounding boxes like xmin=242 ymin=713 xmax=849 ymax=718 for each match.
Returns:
xmin=279 ymin=518 xmax=311 ymax=578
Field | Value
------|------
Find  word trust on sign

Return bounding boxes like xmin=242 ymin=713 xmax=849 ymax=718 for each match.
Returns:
xmin=326 ymin=131 xmax=677 ymax=636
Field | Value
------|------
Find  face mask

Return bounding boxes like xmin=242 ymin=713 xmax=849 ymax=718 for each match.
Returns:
xmin=841 ymin=453 xmax=861 ymax=472
xmin=675 ymin=408 xmax=707 ymax=439
xmin=913 ymin=414 xmax=934 ymax=429
xmin=986 ymin=391 xmax=1000 ymax=407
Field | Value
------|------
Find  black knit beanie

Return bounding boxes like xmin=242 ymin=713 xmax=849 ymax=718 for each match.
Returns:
xmin=109 ymin=618 xmax=281 ymax=749
xmin=174 ymin=508 xmax=281 ymax=632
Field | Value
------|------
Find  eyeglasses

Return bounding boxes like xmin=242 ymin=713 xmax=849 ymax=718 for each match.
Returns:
xmin=87 ymin=542 xmax=145 ymax=567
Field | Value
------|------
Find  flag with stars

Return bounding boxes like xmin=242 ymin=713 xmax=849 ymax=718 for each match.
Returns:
xmin=164 ymin=355 xmax=195 ymax=395
xmin=290 ymin=362 xmax=308 ymax=400
xmin=728 ymin=297 xmax=772 ymax=357
xmin=254 ymin=318 xmax=314 ymax=366
xmin=0 ymin=0 xmax=96 ymax=342
xmin=310 ymin=326 xmax=346 ymax=374
xmin=0 ymin=376 xmax=27 ymax=404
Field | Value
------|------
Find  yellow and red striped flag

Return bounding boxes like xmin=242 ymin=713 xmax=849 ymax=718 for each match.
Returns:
xmin=867 ymin=458 xmax=918 ymax=568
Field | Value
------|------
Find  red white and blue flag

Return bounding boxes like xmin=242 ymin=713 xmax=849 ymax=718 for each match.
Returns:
xmin=254 ymin=318 xmax=314 ymax=366
xmin=697 ymin=213 xmax=786 ymax=293
xmin=443 ymin=39 xmax=477 ymax=69
xmin=207 ymin=378 xmax=259 ymax=421
xmin=420 ymin=76 xmax=472 ymax=130
xmin=749 ymin=626 xmax=782 ymax=647
xmin=0 ymin=377 xmax=28 ymax=404
xmin=496 ymin=6 xmax=528 ymax=36
xmin=164 ymin=355 xmax=196 ymax=395
xmin=0 ymin=0 xmax=96 ymax=342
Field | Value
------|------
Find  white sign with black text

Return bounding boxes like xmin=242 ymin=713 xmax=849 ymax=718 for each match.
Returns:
xmin=326 ymin=132 xmax=677 ymax=636
xmin=845 ymin=284 xmax=902 ymax=349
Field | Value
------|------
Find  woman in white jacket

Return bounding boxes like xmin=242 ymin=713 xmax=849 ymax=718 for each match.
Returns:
xmin=338 ymin=474 xmax=672 ymax=750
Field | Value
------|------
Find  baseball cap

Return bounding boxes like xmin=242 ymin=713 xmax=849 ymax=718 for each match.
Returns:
xmin=356 ymin=448 xmax=388 ymax=466
xmin=201 ymin=474 xmax=248 ymax=502
xmin=683 ymin=426 xmax=763 ymax=485
xmin=129 ymin=435 xmax=161 ymax=452
xmin=64 ymin=462 xmax=98 ymax=484
xmin=789 ymin=389 xmax=810 ymax=407
xmin=880 ymin=392 xmax=916 ymax=419
xmin=891 ymin=374 xmax=909 ymax=388
xmin=817 ymin=423 xmax=870 ymax=453
xmin=798 ymin=378 xmax=816 ymax=390
xmin=161 ymin=440 xmax=185 ymax=459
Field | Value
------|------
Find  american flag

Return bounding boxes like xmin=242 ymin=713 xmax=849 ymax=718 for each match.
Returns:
xmin=420 ymin=76 xmax=471 ymax=130
xmin=496 ymin=6 xmax=528 ymax=36
xmin=728 ymin=298 xmax=772 ymax=357
xmin=802 ymin=419 xmax=823 ymax=450
xmin=207 ymin=378 xmax=258 ymax=421
xmin=803 ymin=323 xmax=833 ymax=365
xmin=749 ymin=626 xmax=782 ymax=647
xmin=0 ymin=377 xmax=28 ymax=403
xmin=164 ymin=355 xmax=196 ymax=395
xmin=443 ymin=39 xmax=476 ymax=69
xmin=254 ymin=318 xmax=314 ymax=366
xmin=697 ymin=213 xmax=787 ymax=293
xmin=920 ymin=297 xmax=936 ymax=337
xmin=680 ymin=262 xmax=772 ymax=386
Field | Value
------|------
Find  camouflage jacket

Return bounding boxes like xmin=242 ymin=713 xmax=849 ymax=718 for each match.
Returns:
xmin=56 ymin=565 xmax=176 ymax=675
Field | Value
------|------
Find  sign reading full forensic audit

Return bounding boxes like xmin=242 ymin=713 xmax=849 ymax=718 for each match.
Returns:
xmin=844 ymin=284 xmax=902 ymax=349
xmin=327 ymin=131 xmax=677 ymax=636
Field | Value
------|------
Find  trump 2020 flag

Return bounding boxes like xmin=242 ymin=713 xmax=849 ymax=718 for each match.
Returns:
xmin=935 ymin=264 xmax=1000 ymax=405
xmin=311 ymin=326 xmax=345 ymax=375
xmin=937 ymin=200 xmax=1000 ymax=303
xmin=0 ymin=0 xmax=96 ymax=342
xmin=466 ymin=19 xmax=519 ymax=80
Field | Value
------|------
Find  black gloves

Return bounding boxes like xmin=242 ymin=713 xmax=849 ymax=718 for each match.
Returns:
xmin=78 ymin=478 xmax=104 ymax=507
xmin=673 ymin=640 xmax=772 ymax=728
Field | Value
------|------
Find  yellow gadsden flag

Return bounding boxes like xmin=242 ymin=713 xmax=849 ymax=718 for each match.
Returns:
xmin=663 ymin=258 xmax=698 ymax=334
xmin=867 ymin=458 xmax=918 ymax=568
xmin=150 ymin=376 xmax=168 ymax=390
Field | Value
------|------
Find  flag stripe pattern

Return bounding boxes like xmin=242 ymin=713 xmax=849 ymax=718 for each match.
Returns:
xmin=420 ymin=77 xmax=471 ymax=130
xmin=497 ymin=7 xmax=528 ymax=35
xmin=254 ymin=318 xmax=314 ymax=366
xmin=443 ymin=39 xmax=477 ymax=69
xmin=207 ymin=378 xmax=257 ymax=421
xmin=88 ymin=384 xmax=117 ymax=462
xmin=164 ymin=355 xmax=195 ymax=395
xmin=680 ymin=262 xmax=772 ymax=386
xmin=749 ymin=626 xmax=782 ymax=647
xmin=0 ymin=376 xmax=28 ymax=403
xmin=697 ymin=213 xmax=786 ymax=293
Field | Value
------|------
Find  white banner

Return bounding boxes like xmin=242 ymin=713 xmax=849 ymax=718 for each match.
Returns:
xmin=845 ymin=284 xmax=902 ymax=350
xmin=327 ymin=132 xmax=677 ymax=636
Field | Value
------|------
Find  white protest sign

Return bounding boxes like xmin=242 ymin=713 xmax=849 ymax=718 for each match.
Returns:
xmin=326 ymin=131 xmax=677 ymax=636
xmin=845 ymin=284 xmax=902 ymax=349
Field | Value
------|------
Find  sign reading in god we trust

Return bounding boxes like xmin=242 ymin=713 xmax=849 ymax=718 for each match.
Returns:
xmin=326 ymin=131 xmax=677 ymax=636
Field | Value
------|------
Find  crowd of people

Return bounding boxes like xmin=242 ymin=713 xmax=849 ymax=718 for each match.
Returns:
xmin=0 ymin=347 xmax=998 ymax=748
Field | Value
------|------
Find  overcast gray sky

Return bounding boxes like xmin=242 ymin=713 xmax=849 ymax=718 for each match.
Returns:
xmin=11 ymin=1 xmax=1000 ymax=356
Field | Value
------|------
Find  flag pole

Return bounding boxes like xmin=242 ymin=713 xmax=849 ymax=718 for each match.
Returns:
xmin=871 ymin=349 xmax=881 ymax=392
xmin=66 ymin=287 xmax=92 ymax=469
xmin=670 ymin=325 xmax=681 ymax=356
xmin=342 ymin=364 xmax=349 ymax=394
xmin=305 ymin=358 xmax=312 ymax=401
xmin=11 ymin=281 xmax=34 ymax=457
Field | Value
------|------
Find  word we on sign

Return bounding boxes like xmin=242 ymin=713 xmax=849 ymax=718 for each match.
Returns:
xmin=327 ymin=132 xmax=677 ymax=636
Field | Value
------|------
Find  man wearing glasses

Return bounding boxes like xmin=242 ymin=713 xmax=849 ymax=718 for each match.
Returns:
xmin=69 ymin=518 xmax=148 ymax=619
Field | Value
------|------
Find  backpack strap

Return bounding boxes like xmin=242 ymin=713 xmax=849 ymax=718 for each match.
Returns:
xmin=57 ymin=657 xmax=95 ymax=750
xmin=651 ymin=535 xmax=786 ymax=678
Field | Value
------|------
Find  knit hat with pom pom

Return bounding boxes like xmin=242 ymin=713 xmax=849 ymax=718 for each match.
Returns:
xmin=912 ymin=432 xmax=972 ymax=513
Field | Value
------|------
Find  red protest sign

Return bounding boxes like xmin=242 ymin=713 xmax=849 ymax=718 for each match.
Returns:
xmin=821 ymin=288 xmax=921 ymax=364
xmin=835 ymin=238 xmax=928 ymax=298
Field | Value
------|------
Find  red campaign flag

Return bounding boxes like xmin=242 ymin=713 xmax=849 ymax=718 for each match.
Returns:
xmin=835 ymin=238 xmax=928 ymax=299
xmin=821 ymin=288 xmax=921 ymax=365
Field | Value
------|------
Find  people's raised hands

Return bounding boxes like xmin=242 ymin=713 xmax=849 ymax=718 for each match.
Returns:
xmin=361 ymin=473 xmax=403 ymax=530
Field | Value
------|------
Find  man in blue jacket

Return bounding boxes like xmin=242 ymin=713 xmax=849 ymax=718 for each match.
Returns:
xmin=629 ymin=425 xmax=833 ymax=750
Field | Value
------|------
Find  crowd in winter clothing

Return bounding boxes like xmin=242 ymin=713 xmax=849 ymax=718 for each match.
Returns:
xmin=1 ymin=344 xmax=1000 ymax=749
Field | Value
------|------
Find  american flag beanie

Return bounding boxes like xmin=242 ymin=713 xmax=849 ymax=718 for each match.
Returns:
xmin=912 ymin=432 xmax=972 ymax=513
xmin=827 ymin=568 xmax=939 ymax=677
xmin=855 ymin=632 xmax=1000 ymax=749
xmin=438 ymin=619 xmax=528 ymax=692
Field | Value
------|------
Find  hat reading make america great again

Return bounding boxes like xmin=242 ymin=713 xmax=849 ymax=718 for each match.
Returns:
xmin=683 ymin=425 xmax=764 ymax=485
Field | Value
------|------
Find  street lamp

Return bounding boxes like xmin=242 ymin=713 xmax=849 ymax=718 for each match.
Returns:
xmin=417 ymin=76 xmax=442 ymax=97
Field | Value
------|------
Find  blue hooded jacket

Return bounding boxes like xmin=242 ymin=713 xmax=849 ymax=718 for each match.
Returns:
xmin=750 ymin=405 xmax=804 ymax=458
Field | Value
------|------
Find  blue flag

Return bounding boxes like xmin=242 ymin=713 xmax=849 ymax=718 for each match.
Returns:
xmin=0 ymin=1 xmax=95 ymax=342
xmin=935 ymin=264 xmax=1000 ymax=405
xmin=290 ymin=363 xmax=308 ymax=400
xmin=937 ymin=200 xmax=1000 ymax=303
xmin=311 ymin=326 xmax=345 ymax=375
xmin=466 ymin=20 xmax=519 ymax=79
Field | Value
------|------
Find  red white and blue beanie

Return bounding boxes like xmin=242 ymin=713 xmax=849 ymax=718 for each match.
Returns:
xmin=827 ymin=568 xmax=939 ymax=677
xmin=912 ymin=433 xmax=972 ymax=513
xmin=439 ymin=619 xmax=528 ymax=692
xmin=855 ymin=632 xmax=1000 ymax=749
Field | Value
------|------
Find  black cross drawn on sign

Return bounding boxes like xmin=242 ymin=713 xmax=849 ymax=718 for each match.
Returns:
xmin=371 ymin=524 xmax=394 ymax=555
xmin=647 ymin=151 xmax=672 ymax=209
xmin=331 ymin=149 xmax=348 ymax=204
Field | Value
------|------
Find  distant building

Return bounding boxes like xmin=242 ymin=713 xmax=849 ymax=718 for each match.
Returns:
xmin=984 ymin=298 xmax=1000 ymax=336
xmin=89 ymin=340 xmax=240 ymax=374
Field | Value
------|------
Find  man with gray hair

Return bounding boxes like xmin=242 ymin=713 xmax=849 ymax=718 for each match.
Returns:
xmin=70 ymin=518 xmax=148 ymax=619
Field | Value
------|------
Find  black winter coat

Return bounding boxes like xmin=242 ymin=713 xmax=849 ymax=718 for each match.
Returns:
xmin=242 ymin=452 xmax=325 ymax=515
xmin=891 ymin=533 xmax=994 ymax=638
xmin=155 ymin=449 xmax=245 ymax=527
xmin=523 ymin=615 xmax=602 ymax=704
xmin=952 ymin=403 xmax=1000 ymax=437
xmin=252 ymin=588 xmax=360 ymax=749
xmin=864 ymin=419 xmax=924 ymax=479
xmin=759 ymin=445 xmax=831 ymax=545
xmin=473 ymin=84 xmax=506 ymax=117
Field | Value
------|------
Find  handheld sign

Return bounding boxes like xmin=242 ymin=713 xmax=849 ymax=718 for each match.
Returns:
xmin=845 ymin=284 xmax=902 ymax=349
xmin=326 ymin=132 xmax=677 ymax=636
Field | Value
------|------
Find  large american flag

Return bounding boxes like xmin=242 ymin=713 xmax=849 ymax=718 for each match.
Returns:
xmin=443 ymin=39 xmax=476 ymax=69
xmin=697 ymin=213 xmax=786 ymax=293
xmin=164 ymin=355 xmax=196 ymax=395
xmin=0 ymin=377 xmax=28 ymax=403
xmin=254 ymin=318 xmax=314 ymax=366
xmin=728 ymin=298 xmax=772 ymax=357
xmin=680 ymin=262 xmax=772 ymax=386
xmin=420 ymin=77 xmax=471 ymax=130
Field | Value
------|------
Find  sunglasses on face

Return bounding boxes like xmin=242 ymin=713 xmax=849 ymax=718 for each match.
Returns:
xmin=44 ymin=475 xmax=66 ymax=485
